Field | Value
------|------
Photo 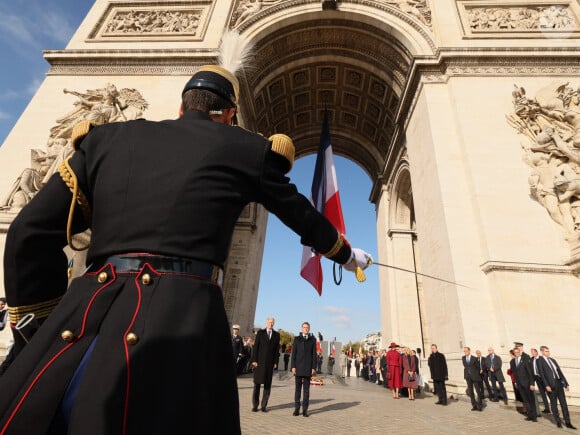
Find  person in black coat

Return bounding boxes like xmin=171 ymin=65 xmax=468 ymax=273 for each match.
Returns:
xmin=486 ymin=346 xmax=508 ymax=404
xmin=536 ymin=346 xmax=576 ymax=429
xmin=462 ymin=347 xmax=484 ymax=411
xmin=0 ymin=59 xmax=373 ymax=435
xmin=251 ymin=317 xmax=280 ymax=412
xmin=232 ymin=324 xmax=244 ymax=375
xmin=428 ymin=344 xmax=448 ymax=405
xmin=509 ymin=347 xmax=537 ymax=422
xmin=291 ymin=322 xmax=317 ymax=417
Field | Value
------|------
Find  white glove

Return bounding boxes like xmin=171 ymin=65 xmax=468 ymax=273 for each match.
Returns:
xmin=343 ymin=248 xmax=373 ymax=272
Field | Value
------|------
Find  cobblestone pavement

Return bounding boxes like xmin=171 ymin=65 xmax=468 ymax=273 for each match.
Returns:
xmin=238 ymin=372 xmax=579 ymax=434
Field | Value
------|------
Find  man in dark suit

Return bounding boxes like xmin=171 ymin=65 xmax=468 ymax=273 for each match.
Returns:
xmin=486 ymin=346 xmax=508 ymax=404
xmin=428 ymin=344 xmax=448 ymax=405
xmin=251 ymin=317 xmax=280 ymax=412
xmin=510 ymin=347 xmax=537 ymax=422
xmin=530 ymin=347 xmax=551 ymax=414
xmin=291 ymin=321 xmax=317 ymax=417
xmin=536 ymin=346 xmax=576 ymax=429
xmin=232 ymin=324 xmax=244 ymax=376
xmin=463 ymin=347 xmax=484 ymax=411
xmin=475 ymin=349 xmax=493 ymax=399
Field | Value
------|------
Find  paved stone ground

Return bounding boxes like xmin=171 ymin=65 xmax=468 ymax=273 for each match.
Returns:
xmin=238 ymin=371 xmax=579 ymax=434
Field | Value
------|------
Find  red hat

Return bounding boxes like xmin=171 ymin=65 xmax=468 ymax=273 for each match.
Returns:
xmin=389 ymin=342 xmax=398 ymax=348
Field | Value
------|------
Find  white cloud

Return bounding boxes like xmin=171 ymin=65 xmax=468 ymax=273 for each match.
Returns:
xmin=0 ymin=111 xmax=12 ymax=121
xmin=26 ymin=77 xmax=43 ymax=96
xmin=0 ymin=13 xmax=36 ymax=47
xmin=0 ymin=3 xmax=75 ymax=51
xmin=0 ymin=90 xmax=20 ymax=100
xmin=40 ymin=10 xmax=75 ymax=45
xmin=316 ymin=305 xmax=352 ymax=331
xmin=317 ymin=305 xmax=349 ymax=315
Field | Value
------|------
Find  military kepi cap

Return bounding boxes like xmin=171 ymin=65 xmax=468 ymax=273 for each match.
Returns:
xmin=182 ymin=65 xmax=239 ymax=107
xmin=514 ymin=341 xmax=523 ymax=346
xmin=232 ymin=324 xmax=240 ymax=329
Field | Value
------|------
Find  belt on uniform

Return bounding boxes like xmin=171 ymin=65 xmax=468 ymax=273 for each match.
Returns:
xmin=93 ymin=254 xmax=224 ymax=286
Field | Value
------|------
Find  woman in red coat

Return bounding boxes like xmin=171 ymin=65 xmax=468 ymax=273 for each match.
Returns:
xmin=386 ymin=342 xmax=403 ymax=399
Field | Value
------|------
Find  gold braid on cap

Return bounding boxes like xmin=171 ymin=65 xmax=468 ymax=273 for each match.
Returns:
xmin=269 ymin=134 xmax=295 ymax=171
xmin=58 ymin=157 xmax=92 ymax=251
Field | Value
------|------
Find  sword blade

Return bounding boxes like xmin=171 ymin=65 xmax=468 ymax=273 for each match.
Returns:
xmin=371 ymin=261 xmax=473 ymax=288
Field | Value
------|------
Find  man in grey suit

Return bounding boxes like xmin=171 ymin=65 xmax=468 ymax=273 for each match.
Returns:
xmin=462 ymin=347 xmax=484 ymax=411
xmin=486 ymin=346 xmax=508 ymax=404
xmin=536 ymin=346 xmax=576 ymax=429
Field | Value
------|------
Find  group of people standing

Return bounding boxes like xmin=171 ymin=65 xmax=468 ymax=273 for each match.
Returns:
xmin=356 ymin=343 xmax=422 ymax=401
xmin=458 ymin=341 xmax=575 ymax=429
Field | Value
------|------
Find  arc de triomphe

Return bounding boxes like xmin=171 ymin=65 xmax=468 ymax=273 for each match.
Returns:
xmin=0 ymin=0 xmax=579 ymax=401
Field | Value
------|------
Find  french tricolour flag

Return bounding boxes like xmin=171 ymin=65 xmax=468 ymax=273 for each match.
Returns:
xmin=300 ymin=111 xmax=346 ymax=295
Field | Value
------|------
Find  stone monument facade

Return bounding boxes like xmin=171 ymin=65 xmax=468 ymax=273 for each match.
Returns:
xmin=0 ymin=0 xmax=579 ymax=403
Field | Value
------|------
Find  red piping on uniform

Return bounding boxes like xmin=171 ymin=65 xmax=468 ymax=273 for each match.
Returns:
xmin=0 ymin=265 xmax=116 ymax=435
xmin=122 ymin=264 xmax=157 ymax=435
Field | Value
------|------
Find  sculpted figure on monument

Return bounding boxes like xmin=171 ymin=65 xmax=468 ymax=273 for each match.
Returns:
xmin=1 ymin=84 xmax=147 ymax=212
xmin=526 ymin=153 xmax=576 ymax=235
xmin=508 ymin=82 xmax=580 ymax=238
xmin=386 ymin=0 xmax=431 ymax=26
xmin=467 ymin=6 xmax=574 ymax=31
xmin=231 ymin=0 xmax=282 ymax=28
xmin=104 ymin=10 xmax=201 ymax=35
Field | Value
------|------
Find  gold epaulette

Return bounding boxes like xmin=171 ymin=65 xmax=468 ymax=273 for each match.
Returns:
xmin=58 ymin=157 xmax=92 ymax=251
xmin=8 ymin=297 xmax=62 ymax=324
xmin=323 ymin=231 xmax=344 ymax=259
xmin=269 ymin=134 xmax=295 ymax=171
xmin=71 ymin=120 xmax=96 ymax=150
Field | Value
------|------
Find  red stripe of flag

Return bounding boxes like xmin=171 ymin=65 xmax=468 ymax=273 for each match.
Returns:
xmin=300 ymin=111 xmax=346 ymax=295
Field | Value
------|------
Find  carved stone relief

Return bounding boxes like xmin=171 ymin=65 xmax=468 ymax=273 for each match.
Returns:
xmin=230 ymin=0 xmax=283 ymax=29
xmin=0 ymin=84 xmax=148 ymax=212
xmin=506 ymin=81 xmax=580 ymax=239
xmin=229 ymin=0 xmax=432 ymax=29
xmin=458 ymin=2 xmax=579 ymax=36
xmin=385 ymin=0 xmax=432 ymax=28
xmin=90 ymin=3 xmax=214 ymax=40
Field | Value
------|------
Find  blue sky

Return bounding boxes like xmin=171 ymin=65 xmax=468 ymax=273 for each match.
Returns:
xmin=0 ymin=1 xmax=381 ymax=343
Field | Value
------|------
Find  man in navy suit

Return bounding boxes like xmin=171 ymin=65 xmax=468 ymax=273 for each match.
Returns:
xmin=291 ymin=322 xmax=318 ymax=417
xmin=510 ymin=347 xmax=537 ymax=422
xmin=537 ymin=346 xmax=576 ymax=429
xmin=462 ymin=347 xmax=484 ymax=411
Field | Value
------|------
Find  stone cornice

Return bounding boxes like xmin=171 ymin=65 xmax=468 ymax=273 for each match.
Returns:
xmin=480 ymin=260 xmax=579 ymax=275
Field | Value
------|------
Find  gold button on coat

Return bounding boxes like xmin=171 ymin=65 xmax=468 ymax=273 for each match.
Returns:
xmin=126 ymin=332 xmax=139 ymax=345
xmin=61 ymin=330 xmax=75 ymax=342
xmin=97 ymin=272 xmax=108 ymax=283
xmin=141 ymin=273 xmax=151 ymax=285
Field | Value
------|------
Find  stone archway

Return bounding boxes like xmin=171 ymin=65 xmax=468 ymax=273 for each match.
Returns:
xmin=229 ymin=4 xmax=437 ymax=340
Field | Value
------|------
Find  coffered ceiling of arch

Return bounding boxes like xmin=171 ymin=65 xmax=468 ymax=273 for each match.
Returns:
xmin=237 ymin=19 xmax=414 ymax=181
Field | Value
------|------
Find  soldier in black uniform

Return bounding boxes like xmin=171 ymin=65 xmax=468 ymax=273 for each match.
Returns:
xmin=232 ymin=324 xmax=244 ymax=375
xmin=0 ymin=62 xmax=372 ymax=435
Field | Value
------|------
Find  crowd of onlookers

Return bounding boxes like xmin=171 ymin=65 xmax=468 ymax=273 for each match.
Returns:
xmin=348 ymin=341 xmax=575 ymax=430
